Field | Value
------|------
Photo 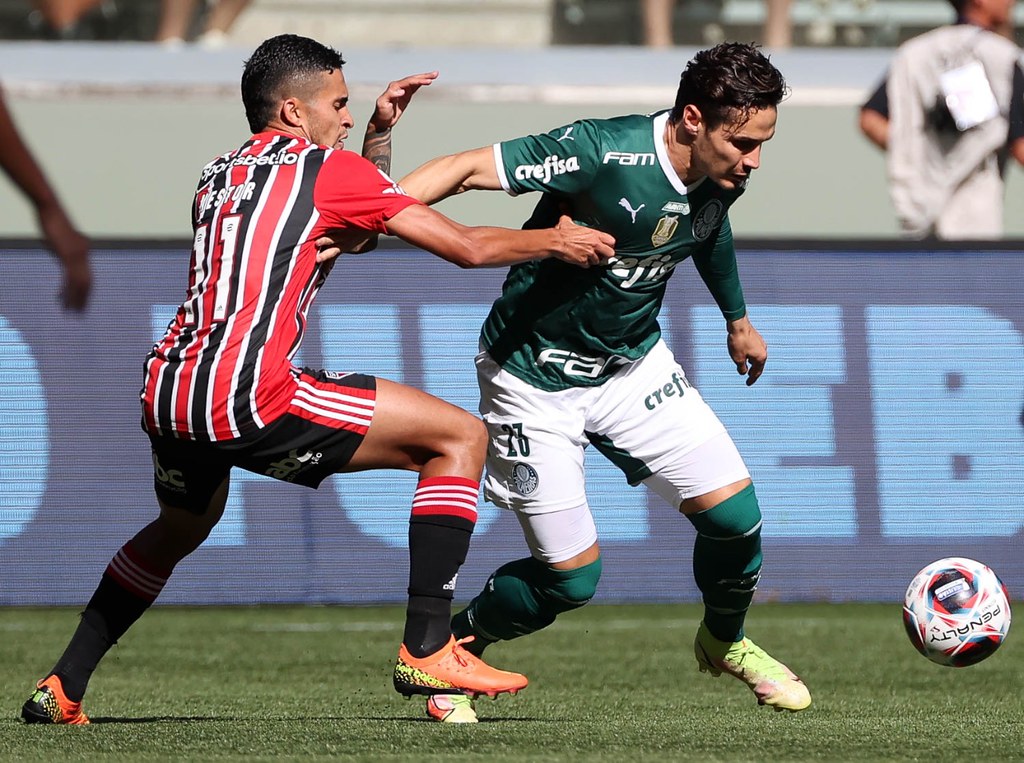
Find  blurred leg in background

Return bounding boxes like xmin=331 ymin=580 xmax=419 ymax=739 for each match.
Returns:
xmin=763 ymin=0 xmax=794 ymax=48
xmin=31 ymin=0 xmax=108 ymax=38
xmin=155 ymin=0 xmax=252 ymax=47
xmin=641 ymin=0 xmax=675 ymax=47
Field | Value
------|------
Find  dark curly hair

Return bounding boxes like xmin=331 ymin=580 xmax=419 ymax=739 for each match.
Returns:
xmin=241 ymin=34 xmax=345 ymax=133
xmin=670 ymin=42 xmax=788 ymax=129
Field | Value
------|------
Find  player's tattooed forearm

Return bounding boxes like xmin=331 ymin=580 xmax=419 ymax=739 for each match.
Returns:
xmin=363 ymin=128 xmax=392 ymax=175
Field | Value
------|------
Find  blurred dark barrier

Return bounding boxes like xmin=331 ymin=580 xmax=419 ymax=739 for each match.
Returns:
xmin=1 ymin=244 xmax=1021 ymax=605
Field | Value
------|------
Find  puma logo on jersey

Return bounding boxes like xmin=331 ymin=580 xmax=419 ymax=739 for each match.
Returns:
xmin=618 ymin=197 xmax=645 ymax=223
xmin=556 ymin=127 xmax=575 ymax=142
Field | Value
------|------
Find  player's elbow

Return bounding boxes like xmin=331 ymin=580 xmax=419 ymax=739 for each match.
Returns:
xmin=449 ymin=248 xmax=489 ymax=269
xmin=444 ymin=228 xmax=507 ymax=268
xmin=440 ymin=236 xmax=488 ymax=269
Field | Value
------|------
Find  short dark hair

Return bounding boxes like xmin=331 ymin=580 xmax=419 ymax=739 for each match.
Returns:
xmin=241 ymin=34 xmax=345 ymax=133
xmin=946 ymin=0 xmax=967 ymax=14
xmin=670 ymin=42 xmax=788 ymax=129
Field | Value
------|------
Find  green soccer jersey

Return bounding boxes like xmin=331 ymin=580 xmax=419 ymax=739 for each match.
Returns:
xmin=482 ymin=110 xmax=748 ymax=391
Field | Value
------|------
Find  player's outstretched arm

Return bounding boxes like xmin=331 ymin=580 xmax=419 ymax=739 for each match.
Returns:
xmin=1011 ymin=137 xmax=1024 ymax=168
xmin=0 ymin=90 xmax=92 ymax=311
xmin=399 ymin=147 xmax=502 ymax=205
xmin=859 ymin=107 xmax=889 ymax=151
xmin=352 ymin=72 xmax=438 ymax=259
xmin=385 ymin=204 xmax=614 ymax=269
xmin=362 ymin=71 xmax=438 ymax=175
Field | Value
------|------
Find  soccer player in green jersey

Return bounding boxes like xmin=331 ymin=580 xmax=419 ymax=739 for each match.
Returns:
xmin=400 ymin=42 xmax=811 ymax=723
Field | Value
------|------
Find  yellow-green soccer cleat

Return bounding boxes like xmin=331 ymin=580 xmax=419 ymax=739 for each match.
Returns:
xmin=20 ymin=675 xmax=90 ymax=725
xmin=694 ymin=622 xmax=811 ymax=712
xmin=425 ymin=693 xmax=479 ymax=723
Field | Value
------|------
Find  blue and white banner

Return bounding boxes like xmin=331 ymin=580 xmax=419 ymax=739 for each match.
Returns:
xmin=1 ymin=246 xmax=1021 ymax=605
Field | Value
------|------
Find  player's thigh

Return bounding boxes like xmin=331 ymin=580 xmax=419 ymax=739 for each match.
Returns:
xmin=477 ymin=351 xmax=590 ymax=514
xmin=344 ymin=377 xmax=485 ymax=472
xmin=149 ymin=433 xmax=232 ymax=516
xmin=587 ymin=341 xmax=750 ymax=507
xmin=226 ymin=370 xmax=378 ymax=486
xmin=515 ymin=504 xmax=599 ymax=565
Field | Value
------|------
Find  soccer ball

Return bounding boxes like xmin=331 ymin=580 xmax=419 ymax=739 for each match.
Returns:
xmin=903 ymin=557 xmax=1011 ymax=667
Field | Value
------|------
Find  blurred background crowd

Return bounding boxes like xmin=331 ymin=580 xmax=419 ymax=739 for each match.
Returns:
xmin=1 ymin=0 xmax=1020 ymax=47
xmin=0 ymin=0 xmax=1021 ymax=246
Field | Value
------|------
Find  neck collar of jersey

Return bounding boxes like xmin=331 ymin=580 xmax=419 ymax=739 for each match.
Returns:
xmin=251 ymin=129 xmax=311 ymax=146
xmin=653 ymin=111 xmax=706 ymax=196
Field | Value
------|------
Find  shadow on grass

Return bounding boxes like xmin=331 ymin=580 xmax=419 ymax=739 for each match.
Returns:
xmin=87 ymin=715 xmax=550 ymax=724
xmin=89 ymin=716 xmax=249 ymax=724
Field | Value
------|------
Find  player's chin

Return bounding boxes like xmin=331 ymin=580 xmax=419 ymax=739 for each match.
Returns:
xmin=716 ymin=175 xmax=747 ymax=190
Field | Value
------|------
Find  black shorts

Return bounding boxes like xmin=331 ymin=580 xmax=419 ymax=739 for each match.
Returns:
xmin=148 ymin=370 xmax=376 ymax=514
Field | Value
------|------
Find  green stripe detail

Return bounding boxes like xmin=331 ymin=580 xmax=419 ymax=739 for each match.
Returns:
xmin=585 ymin=431 xmax=653 ymax=485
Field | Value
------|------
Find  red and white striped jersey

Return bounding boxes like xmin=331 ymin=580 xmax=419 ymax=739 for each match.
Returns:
xmin=141 ymin=130 xmax=420 ymax=441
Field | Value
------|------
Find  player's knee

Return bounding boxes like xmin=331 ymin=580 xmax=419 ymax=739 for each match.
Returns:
xmin=448 ymin=413 xmax=487 ymax=473
xmin=465 ymin=414 xmax=488 ymax=455
xmin=157 ymin=498 xmax=224 ymax=551
xmin=536 ymin=556 xmax=603 ymax=613
xmin=687 ymin=484 xmax=762 ymax=540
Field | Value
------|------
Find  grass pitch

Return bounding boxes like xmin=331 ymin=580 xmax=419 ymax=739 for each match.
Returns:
xmin=2 ymin=603 xmax=1021 ymax=761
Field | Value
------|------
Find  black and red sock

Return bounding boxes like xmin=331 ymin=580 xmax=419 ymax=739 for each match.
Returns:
xmin=403 ymin=476 xmax=478 ymax=658
xmin=51 ymin=542 xmax=171 ymax=701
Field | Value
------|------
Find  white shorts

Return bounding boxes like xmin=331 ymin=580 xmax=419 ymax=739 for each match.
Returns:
xmin=478 ymin=339 xmax=750 ymax=563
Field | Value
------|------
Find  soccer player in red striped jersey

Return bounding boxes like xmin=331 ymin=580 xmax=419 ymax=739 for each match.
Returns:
xmin=21 ymin=34 xmax=615 ymax=726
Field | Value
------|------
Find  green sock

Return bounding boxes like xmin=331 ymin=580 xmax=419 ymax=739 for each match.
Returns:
xmin=686 ymin=485 xmax=763 ymax=643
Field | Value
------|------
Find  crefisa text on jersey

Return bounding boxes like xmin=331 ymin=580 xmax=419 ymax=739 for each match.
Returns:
xmin=513 ymin=154 xmax=580 ymax=183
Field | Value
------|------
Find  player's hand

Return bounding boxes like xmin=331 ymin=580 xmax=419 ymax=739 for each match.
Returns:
xmin=552 ymin=215 xmax=616 ymax=268
xmin=726 ymin=315 xmax=767 ymax=386
xmin=369 ymin=71 xmax=439 ymax=132
xmin=314 ymin=229 xmax=379 ymax=263
xmin=37 ymin=203 xmax=92 ymax=312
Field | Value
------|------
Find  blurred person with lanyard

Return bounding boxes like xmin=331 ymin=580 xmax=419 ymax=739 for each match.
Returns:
xmin=19 ymin=34 xmax=614 ymax=726
xmin=0 ymin=87 xmax=91 ymax=310
xmin=859 ymin=0 xmax=1024 ymax=239
xmin=399 ymin=42 xmax=811 ymax=723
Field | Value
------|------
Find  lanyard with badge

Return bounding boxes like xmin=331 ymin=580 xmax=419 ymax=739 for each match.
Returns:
xmin=938 ymin=33 xmax=1001 ymax=131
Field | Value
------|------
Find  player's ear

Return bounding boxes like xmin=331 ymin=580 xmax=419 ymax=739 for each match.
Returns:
xmin=681 ymin=104 xmax=703 ymax=138
xmin=281 ymin=97 xmax=304 ymax=128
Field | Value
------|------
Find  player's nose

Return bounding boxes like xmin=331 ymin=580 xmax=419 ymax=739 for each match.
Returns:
xmin=744 ymin=146 xmax=762 ymax=171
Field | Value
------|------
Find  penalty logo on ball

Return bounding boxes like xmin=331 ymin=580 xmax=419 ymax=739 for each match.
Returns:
xmin=902 ymin=556 xmax=1012 ymax=668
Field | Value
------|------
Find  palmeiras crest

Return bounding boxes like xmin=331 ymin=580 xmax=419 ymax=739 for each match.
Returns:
xmin=511 ymin=462 xmax=539 ymax=495
xmin=691 ymin=199 xmax=724 ymax=242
